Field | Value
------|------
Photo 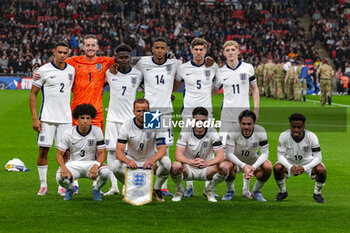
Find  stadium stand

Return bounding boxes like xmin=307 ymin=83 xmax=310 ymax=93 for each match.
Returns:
xmin=0 ymin=0 xmax=348 ymax=81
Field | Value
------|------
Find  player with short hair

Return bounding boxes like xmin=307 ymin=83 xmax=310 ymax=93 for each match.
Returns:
xmin=56 ymin=104 xmax=110 ymax=201
xmin=174 ymin=37 xmax=219 ymax=197
xmin=274 ymin=113 xmax=327 ymax=203
xmin=103 ymin=44 xmax=143 ymax=196
xmin=220 ymin=110 xmax=271 ymax=201
xmin=135 ymin=37 xmax=182 ymax=196
xmin=213 ymin=40 xmax=260 ymax=200
xmin=171 ymin=107 xmax=225 ymax=202
xmin=30 ymin=42 xmax=75 ymax=196
xmin=112 ymin=98 xmax=171 ymax=202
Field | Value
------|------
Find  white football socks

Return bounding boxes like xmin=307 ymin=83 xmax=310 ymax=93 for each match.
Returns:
xmin=314 ymin=181 xmax=325 ymax=195
xmin=276 ymin=179 xmax=287 ymax=193
xmin=37 ymin=165 xmax=48 ymax=187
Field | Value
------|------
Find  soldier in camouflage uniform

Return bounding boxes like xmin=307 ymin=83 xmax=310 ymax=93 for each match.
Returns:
xmin=255 ymin=60 xmax=265 ymax=96
xmin=284 ymin=59 xmax=297 ymax=101
xmin=294 ymin=60 xmax=302 ymax=101
xmin=316 ymin=58 xmax=334 ymax=106
xmin=264 ymin=58 xmax=275 ymax=98
xmin=275 ymin=61 xmax=286 ymax=100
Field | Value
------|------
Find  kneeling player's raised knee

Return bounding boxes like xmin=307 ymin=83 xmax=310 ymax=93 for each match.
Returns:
xmin=171 ymin=161 xmax=183 ymax=175
xmin=218 ymin=161 xmax=232 ymax=176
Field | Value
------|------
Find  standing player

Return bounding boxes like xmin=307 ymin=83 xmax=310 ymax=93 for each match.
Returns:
xmin=174 ymin=38 xmax=218 ymax=197
xmin=213 ymin=40 xmax=260 ymax=200
xmin=112 ymin=98 xmax=171 ymax=202
xmin=221 ymin=110 xmax=271 ymax=201
xmin=170 ymin=107 xmax=226 ymax=202
xmin=30 ymin=42 xmax=75 ymax=196
xmin=316 ymin=58 xmax=334 ymax=106
xmin=135 ymin=37 xmax=182 ymax=196
xmin=274 ymin=113 xmax=327 ymax=203
xmin=56 ymin=104 xmax=110 ymax=201
xmin=104 ymin=44 xmax=143 ymax=196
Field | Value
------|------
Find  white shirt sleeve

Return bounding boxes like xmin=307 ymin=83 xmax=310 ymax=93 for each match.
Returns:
xmin=33 ymin=67 xmax=45 ymax=88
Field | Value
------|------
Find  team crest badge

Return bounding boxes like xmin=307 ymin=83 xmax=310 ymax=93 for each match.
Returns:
xmin=105 ymin=140 xmax=110 ymax=146
xmin=96 ymin=63 xmax=102 ymax=70
xmin=303 ymin=146 xmax=309 ymax=153
xmin=146 ymin=132 xmax=152 ymax=139
xmin=203 ymin=141 xmax=208 ymax=148
xmin=166 ymin=64 xmax=172 ymax=72
xmin=68 ymin=74 xmax=73 ymax=81
xmin=205 ymin=70 xmax=211 ymax=78
xmin=131 ymin=77 xmax=137 ymax=85
xmin=133 ymin=172 xmax=146 ymax=188
xmin=40 ymin=136 xmax=45 ymax=142
xmin=253 ymin=142 xmax=258 ymax=148
xmin=88 ymin=139 xmax=94 ymax=147
xmin=240 ymin=73 xmax=247 ymax=80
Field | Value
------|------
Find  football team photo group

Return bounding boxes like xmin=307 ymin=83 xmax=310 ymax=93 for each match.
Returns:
xmin=1 ymin=0 xmax=349 ymax=232
xmin=30 ymin=35 xmax=327 ymax=204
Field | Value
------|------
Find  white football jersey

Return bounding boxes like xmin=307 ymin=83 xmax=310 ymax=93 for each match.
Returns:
xmin=176 ymin=60 xmax=218 ymax=113
xmin=214 ymin=62 xmax=256 ymax=122
xmin=176 ymin=127 xmax=223 ymax=161
xmin=33 ymin=62 xmax=75 ymax=123
xmin=277 ymin=129 xmax=321 ymax=166
xmin=136 ymin=57 xmax=182 ymax=113
xmin=118 ymin=118 xmax=166 ymax=162
xmin=58 ymin=125 xmax=105 ymax=161
xmin=106 ymin=67 xmax=142 ymax=123
xmin=226 ymin=124 xmax=268 ymax=164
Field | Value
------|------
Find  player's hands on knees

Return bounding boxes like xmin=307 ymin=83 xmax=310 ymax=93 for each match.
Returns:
xmin=193 ymin=158 xmax=204 ymax=168
xmin=88 ymin=165 xmax=99 ymax=180
xmin=205 ymin=56 xmax=214 ymax=68
xmin=60 ymin=167 xmax=72 ymax=180
xmin=243 ymin=165 xmax=254 ymax=181
xmin=126 ymin=159 xmax=138 ymax=169
xmin=109 ymin=63 xmax=118 ymax=75
xmin=291 ymin=166 xmax=302 ymax=176
xmin=33 ymin=119 xmax=42 ymax=132
xmin=32 ymin=68 xmax=40 ymax=81
xmin=143 ymin=158 xmax=155 ymax=169
xmin=198 ymin=160 xmax=209 ymax=169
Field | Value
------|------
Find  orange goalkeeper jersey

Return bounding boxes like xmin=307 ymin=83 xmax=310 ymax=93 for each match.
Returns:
xmin=66 ymin=56 xmax=114 ymax=129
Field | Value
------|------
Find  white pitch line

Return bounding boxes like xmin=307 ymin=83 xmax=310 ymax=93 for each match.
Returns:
xmin=306 ymin=99 xmax=350 ymax=107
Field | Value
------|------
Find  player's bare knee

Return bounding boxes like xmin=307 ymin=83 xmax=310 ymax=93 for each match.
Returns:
xmin=274 ymin=162 xmax=285 ymax=179
xmin=315 ymin=164 xmax=327 ymax=182
xmin=218 ymin=162 xmax=231 ymax=176
xmin=263 ymin=160 xmax=273 ymax=172
xmin=171 ymin=162 xmax=183 ymax=175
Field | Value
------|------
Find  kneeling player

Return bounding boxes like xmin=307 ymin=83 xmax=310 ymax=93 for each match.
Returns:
xmin=112 ymin=98 xmax=171 ymax=202
xmin=171 ymin=107 xmax=226 ymax=202
xmin=222 ymin=110 xmax=272 ymax=201
xmin=274 ymin=113 xmax=327 ymax=203
xmin=56 ymin=104 xmax=110 ymax=201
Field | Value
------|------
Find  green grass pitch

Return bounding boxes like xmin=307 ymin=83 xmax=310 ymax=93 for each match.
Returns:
xmin=0 ymin=90 xmax=349 ymax=233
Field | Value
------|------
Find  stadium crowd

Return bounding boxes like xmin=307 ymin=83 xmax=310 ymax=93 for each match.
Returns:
xmin=0 ymin=0 xmax=331 ymax=74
